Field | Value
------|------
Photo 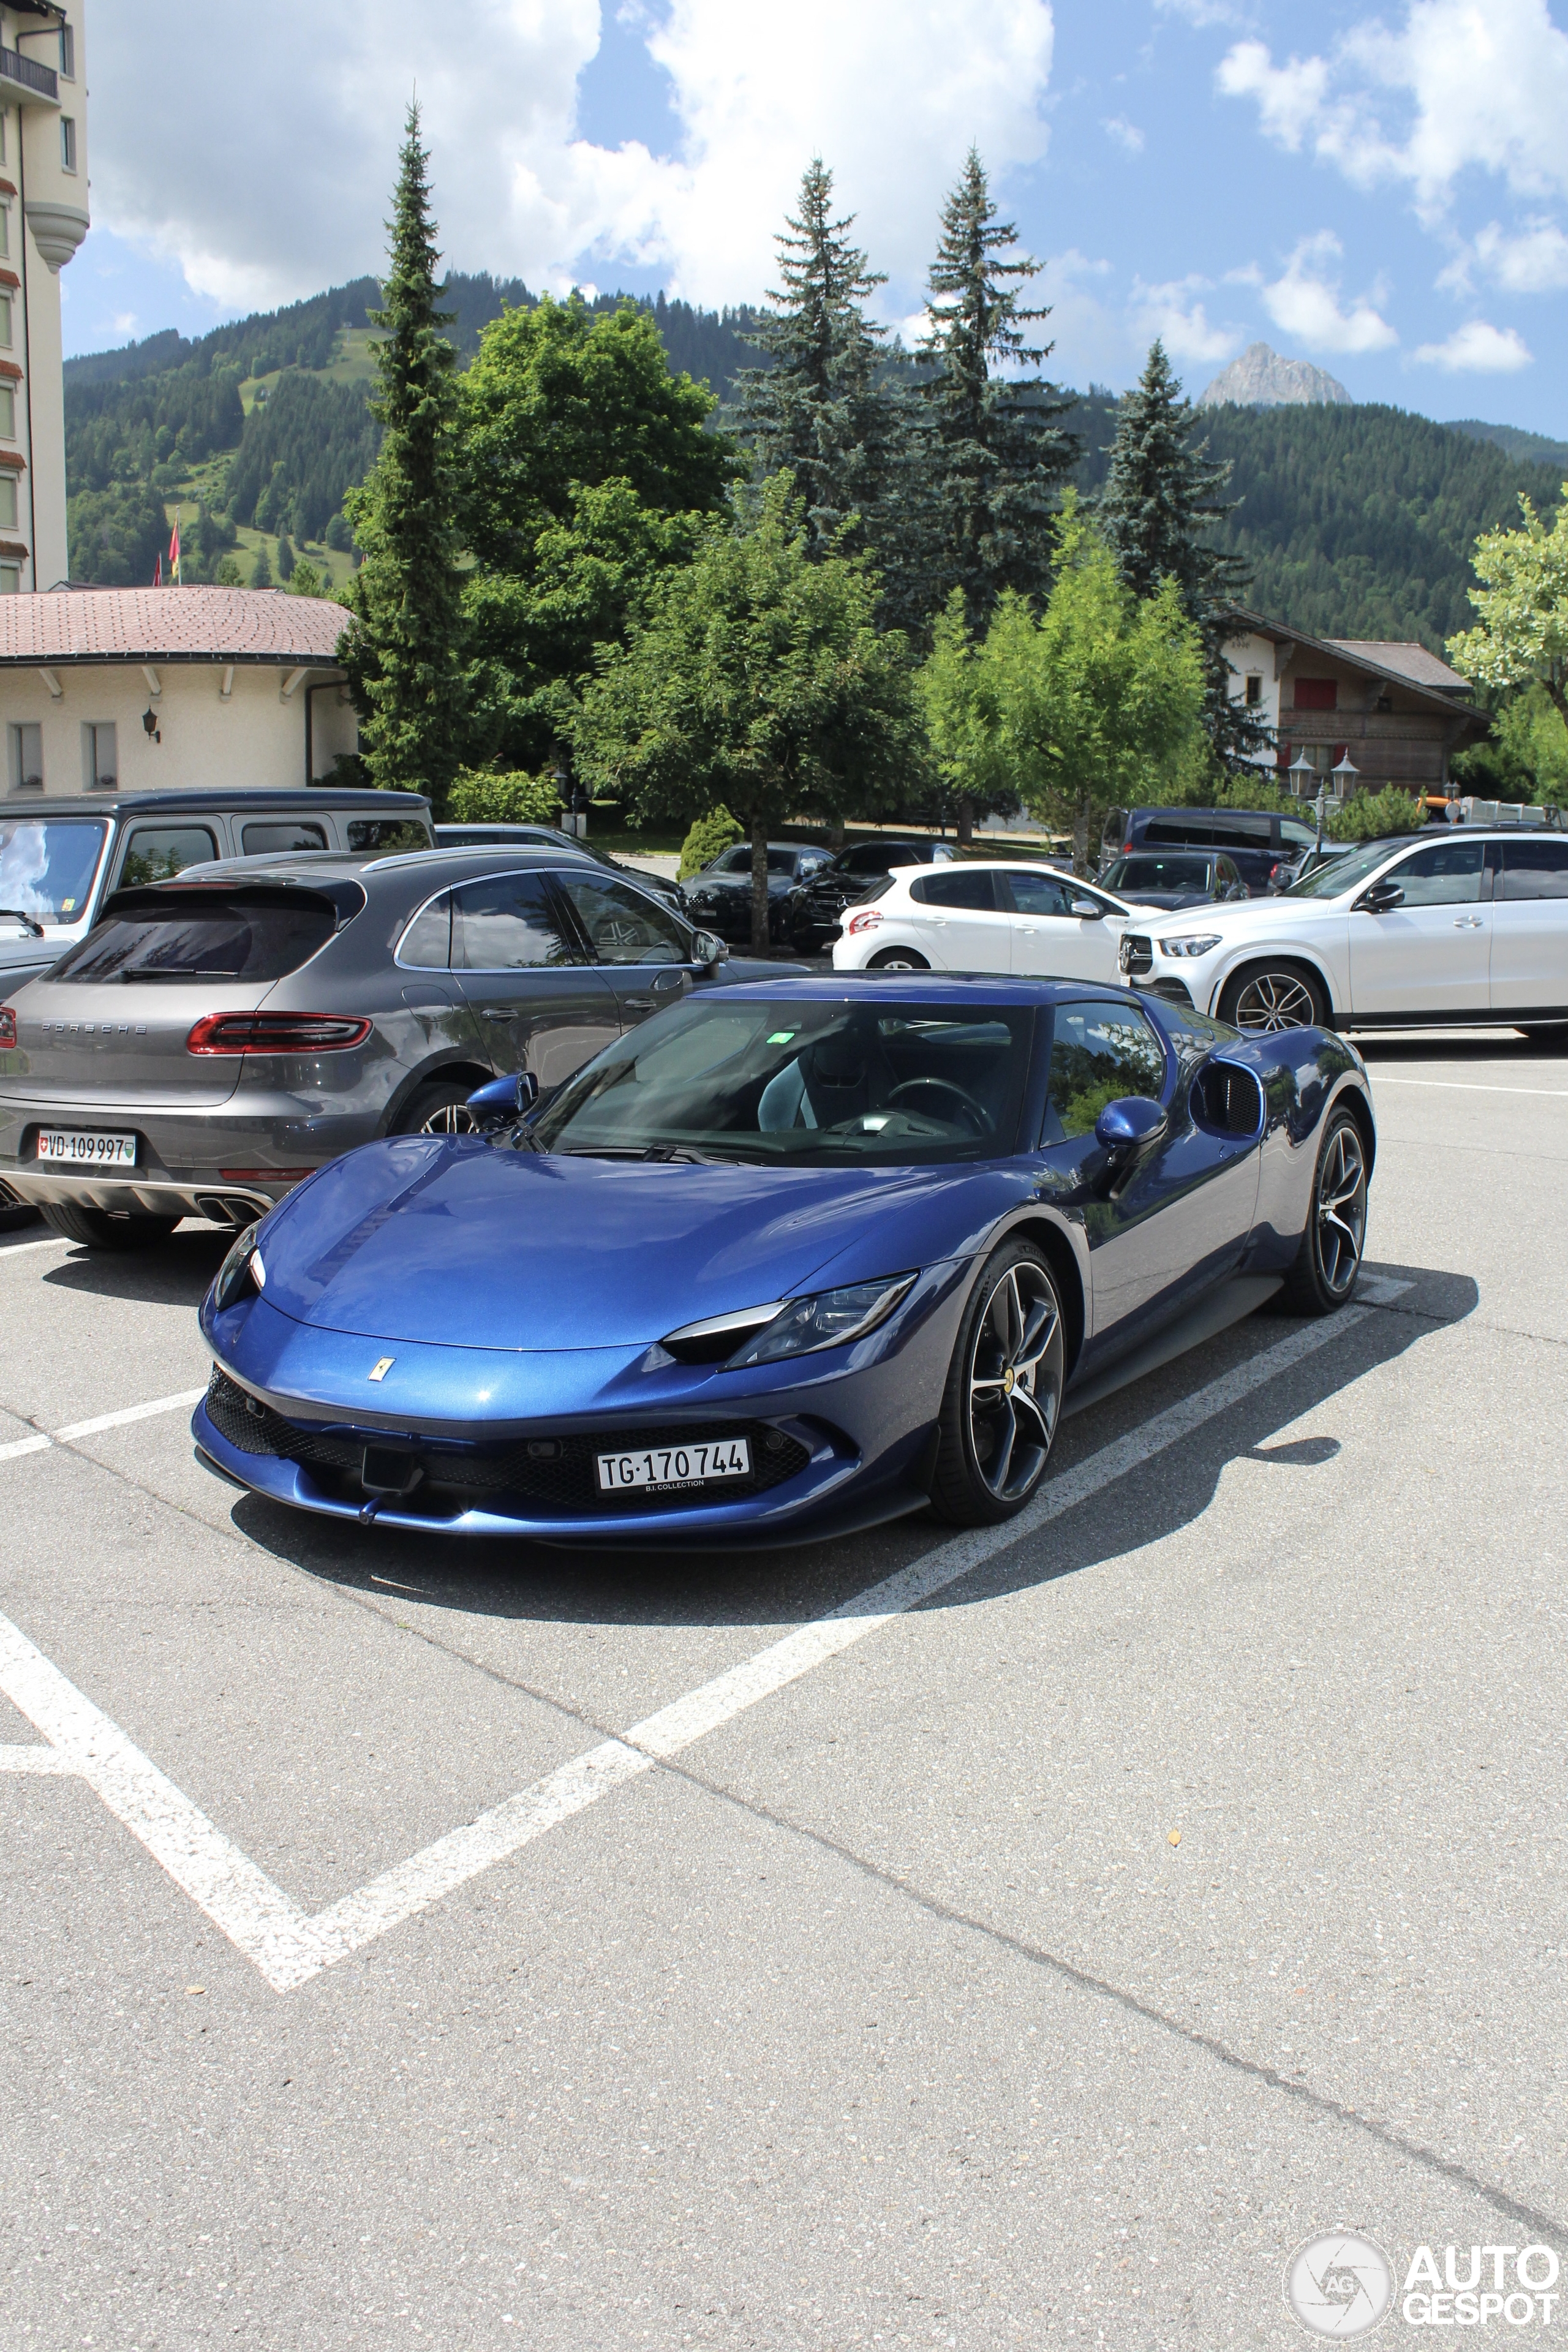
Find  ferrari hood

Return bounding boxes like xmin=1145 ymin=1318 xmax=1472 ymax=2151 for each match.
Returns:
xmin=254 ymin=1136 xmax=973 ymax=1351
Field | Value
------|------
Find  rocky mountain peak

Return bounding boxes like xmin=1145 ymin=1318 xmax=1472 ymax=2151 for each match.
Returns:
xmin=1197 ymin=342 xmax=1352 ymax=409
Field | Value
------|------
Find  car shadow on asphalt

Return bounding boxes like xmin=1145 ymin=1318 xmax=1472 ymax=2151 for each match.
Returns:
xmin=38 ymin=1224 xmax=232 ymax=1307
xmin=225 ymin=1265 xmax=1476 ymax=1640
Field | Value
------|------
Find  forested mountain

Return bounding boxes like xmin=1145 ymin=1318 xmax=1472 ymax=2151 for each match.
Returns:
xmin=59 ymin=270 xmax=1563 ymax=646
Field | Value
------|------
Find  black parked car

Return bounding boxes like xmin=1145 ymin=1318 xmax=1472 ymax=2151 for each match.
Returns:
xmin=1096 ymin=850 xmax=1251 ymax=911
xmin=677 ymin=842 xmax=834 ymax=944
xmin=433 ymin=822 xmax=684 ymax=910
xmin=786 ymin=837 xmax=957 ymax=952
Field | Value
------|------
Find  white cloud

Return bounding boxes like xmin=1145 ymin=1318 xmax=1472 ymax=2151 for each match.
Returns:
xmin=1129 ymin=274 xmax=1240 ymax=364
xmin=1217 ymin=0 xmax=1568 ymax=222
xmin=1438 ymin=216 xmax=1568 ymax=294
xmin=1154 ymin=0 xmax=1246 ymax=26
xmin=1262 ymin=232 xmax=1398 ymax=353
xmin=1412 ymin=318 xmax=1533 ymax=370
xmin=89 ymin=0 xmax=1057 ymax=315
xmin=1103 ymin=116 xmax=1145 ymax=154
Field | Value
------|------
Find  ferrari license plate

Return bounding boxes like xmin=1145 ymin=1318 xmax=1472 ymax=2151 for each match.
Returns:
xmin=36 ymin=1128 xmax=137 ymax=1168
xmin=596 ymin=1436 xmax=751 ymax=1493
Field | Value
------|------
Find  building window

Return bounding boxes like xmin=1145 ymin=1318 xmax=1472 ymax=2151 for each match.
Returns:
xmin=0 ymin=205 xmax=10 ymax=262
xmin=9 ymin=721 xmax=42 ymax=791
xmin=0 ymin=564 xmax=19 ymax=596
xmin=0 ymin=473 xmax=15 ymax=529
xmin=60 ymin=116 xmax=76 ymax=173
xmin=0 ymin=386 xmax=13 ymax=440
xmin=1244 ymin=673 xmax=1262 ymax=706
xmin=0 ymin=294 xmax=12 ymax=350
xmin=59 ymin=24 xmax=75 ymax=78
xmin=83 ymin=723 xmax=117 ymax=791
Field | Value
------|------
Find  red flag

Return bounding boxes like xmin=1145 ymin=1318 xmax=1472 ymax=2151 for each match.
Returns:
xmin=153 ymin=553 xmax=162 ymax=587
xmin=168 ymin=516 xmax=181 ymax=585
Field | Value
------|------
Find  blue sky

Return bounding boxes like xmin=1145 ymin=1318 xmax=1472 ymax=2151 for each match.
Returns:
xmin=69 ymin=1 xmax=1568 ymax=437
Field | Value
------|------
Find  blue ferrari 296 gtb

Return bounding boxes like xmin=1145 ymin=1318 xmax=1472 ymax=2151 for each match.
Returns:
xmin=192 ymin=976 xmax=1375 ymax=1545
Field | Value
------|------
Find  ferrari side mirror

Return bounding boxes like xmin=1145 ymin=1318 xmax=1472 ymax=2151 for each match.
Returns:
xmin=1095 ymin=1095 xmax=1169 ymax=1153
xmin=466 ymin=1069 xmax=539 ymax=1126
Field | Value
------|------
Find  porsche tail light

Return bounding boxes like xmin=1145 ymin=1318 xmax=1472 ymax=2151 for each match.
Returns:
xmin=0 ymin=1007 xmax=15 ymax=1049
xmin=845 ymin=908 xmax=883 ymax=935
xmin=187 ymin=1012 xmax=372 ymax=1056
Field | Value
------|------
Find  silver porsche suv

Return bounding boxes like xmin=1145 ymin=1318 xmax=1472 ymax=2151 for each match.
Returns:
xmin=0 ymin=844 xmax=743 ymax=1249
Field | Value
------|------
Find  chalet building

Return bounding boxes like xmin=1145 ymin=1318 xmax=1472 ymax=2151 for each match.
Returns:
xmin=0 ymin=586 xmax=358 ymax=797
xmin=1222 ymin=608 xmax=1485 ymax=802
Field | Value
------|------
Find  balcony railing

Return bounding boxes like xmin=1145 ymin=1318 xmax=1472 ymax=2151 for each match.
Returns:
xmin=0 ymin=47 xmax=58 ymax=100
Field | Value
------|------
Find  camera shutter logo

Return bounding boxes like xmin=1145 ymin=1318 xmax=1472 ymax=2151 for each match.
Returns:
xmin=1286 ymin=2233 xmax=1394 ymax=2339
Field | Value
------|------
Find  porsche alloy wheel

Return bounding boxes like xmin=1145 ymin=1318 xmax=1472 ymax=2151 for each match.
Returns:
xmin=1219 ymin=963 xmax=1326 ymax=1034
xmin=395 ymin=1081 xmax=484 ymax=1137
xmin=930 ymin=1241 xmax=1065 ymax=1525
xmin=1283 ymin=1109 xmax=1368 ymax=1314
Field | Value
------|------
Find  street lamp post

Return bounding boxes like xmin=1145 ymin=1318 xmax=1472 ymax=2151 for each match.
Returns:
xmin=1289 ymin=752 xmax=1320 ymax=850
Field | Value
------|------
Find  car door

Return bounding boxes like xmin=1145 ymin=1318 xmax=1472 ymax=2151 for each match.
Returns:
xmin=551 ymin=867 xmax=707 ymax=1033
xmin=903 ymin=867 xmax=1016 ymax=970
xmin=449 ymin=869 xmax=620 ymax=1090
xmin=1489 ymin=834 xmax=1568 ymax=1014
xmin=1035 ymin=998 xmax=1256 ymax=1360
xmin=1003 ymin=869 xmax=1121 ymax=983
xmin=1346 ymin=838 xmax=1490 ymax=1018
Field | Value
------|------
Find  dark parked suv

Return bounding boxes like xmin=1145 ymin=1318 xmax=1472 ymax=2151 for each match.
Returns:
xmin=1101 ymin=805 xmax=1319 ymax=895
xmin=0 ymin=845 xmax=752 ymax=1249
xmin=786 ymin=837 xmax=956 ymax=952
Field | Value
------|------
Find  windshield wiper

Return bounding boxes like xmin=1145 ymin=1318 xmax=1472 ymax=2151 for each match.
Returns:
xmin=118 ymin=964 xmax=243 ymax=982
xmin=0 ymin=907 xmax=44 ymax=938
xmin=560 ymin=1142 xmax=740 ymax=1166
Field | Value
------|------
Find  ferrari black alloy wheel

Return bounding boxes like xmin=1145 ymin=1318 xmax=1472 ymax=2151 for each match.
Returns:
xmin=1218 ymin=961 xmax=1327 ymax=1033
xmin=1283 ymin=1108 xmax=1368 ymax=1314
xmin=931 ymin=1239 xmax=1065 ymax=1525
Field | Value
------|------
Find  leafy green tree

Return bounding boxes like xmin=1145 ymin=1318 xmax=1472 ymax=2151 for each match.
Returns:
xmin=577 ymin=475 xmax=921 ymax=949
xmin=736 ymin=157 xmax=900 ymax=556
xmin=447 ymin=770 xmax=561 ymax=823
xmin=919 ymin=497 xmax=1206 ymax=872
xmin=276 ymin=532 xmax=295 ymax=581
xmin=325 ymin=510 xmax=353 ymax=552
xmin=1098 ymin=340 xmax=1262 ymax=767
xmin=903 ymin=149 xmax=1077 ymax=639
xmin=460 ymin=295 xmax=737 ymax=568
xmin=1327 ymin=785 xmax=1423 ymax=841
xmin=66 ymin=481 xmax=168 ymax=585
xmin=249 ymin=540 xmax=273 ymax=589
xmin=213 ymin=554 xmax=245 ymax=587
xmin=1448 ymin=487 xmax=1568 ymax=737
xmin=339 ymin=102 xmax=467 ymax=804
xmin=288 ymin=557 xmax=325 ymax=598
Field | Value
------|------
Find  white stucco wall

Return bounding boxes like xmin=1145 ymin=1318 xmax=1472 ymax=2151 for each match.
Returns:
xmin=0 ymin=660 xmax=357 ymax=797
xmin=1223 ymin=630 xmax=1282 ymax=765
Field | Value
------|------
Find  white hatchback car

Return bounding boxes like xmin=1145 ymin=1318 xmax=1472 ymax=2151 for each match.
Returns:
xmin=1117 ymin=827 xmax=1568 ymax=1034
xmin=829 ymin=860 xmax=1159 ymax=985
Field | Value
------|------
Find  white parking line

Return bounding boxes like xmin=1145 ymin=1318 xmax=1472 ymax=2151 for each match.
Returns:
xmin=0 ymin=1295 xmax=1403 ymax=1992
xmin=0 ymin=1743 xmax=78 ymax=1773
xmin=0 ymin=1389 xmax=206 ymax=1464
xmin=1371 ymin=1077 xmax=1568 ymax=1097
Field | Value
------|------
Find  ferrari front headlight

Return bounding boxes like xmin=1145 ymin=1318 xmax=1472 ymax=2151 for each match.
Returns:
xmin=726 ymin=1274 xmax=916 ymax=1367
xmin=213 ymin=1222 xmax=264 ymax=1310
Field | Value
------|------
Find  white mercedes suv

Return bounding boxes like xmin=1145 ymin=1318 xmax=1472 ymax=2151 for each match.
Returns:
xmin=1117 ymin=829 xmax=1568 ymax=1033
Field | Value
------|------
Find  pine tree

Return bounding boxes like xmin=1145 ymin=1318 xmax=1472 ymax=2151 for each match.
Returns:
xmin=1098 ymin=339 xmax=1264 ymax=767
xmin=276 ymin=532 xmax=295 ymax=582
xmin=340 ymin=103 xmax=466 ymax=802
xmin=905 ymin=149 xmax=1077 ymax=638
xmin=736 ymin=158 xmax=901 ymax=556
xmin=249 ymin=540 xmax=273 ymax=589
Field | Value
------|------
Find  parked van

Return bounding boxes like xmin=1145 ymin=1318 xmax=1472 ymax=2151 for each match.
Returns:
xmin=1100 ymin=804 xmax=1321 ymax=894
xmin=0 ymin=788 xmax=433 ymax=994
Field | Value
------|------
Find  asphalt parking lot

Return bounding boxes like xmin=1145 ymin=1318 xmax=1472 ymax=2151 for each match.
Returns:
xmin=2 ymin=1027 xmax=1566 ymax=2351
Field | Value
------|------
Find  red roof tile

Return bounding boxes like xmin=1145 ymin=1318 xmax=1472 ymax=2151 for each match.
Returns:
xmin=0 ymin=586 xmax=351 ymax=666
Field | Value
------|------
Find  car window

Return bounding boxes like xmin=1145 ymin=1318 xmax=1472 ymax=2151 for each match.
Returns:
xmin=1385 ymin=840 xmax=1485 ymax=907
xmin=765 ymin=850 xmax=801 ymax=876
xmin=1042 ymin=1001 xmax=1167 ymax=1144
xmin=241 ymin=820 xmax=328 ymax=856
xmin=1003 ymin=869 xmax=1076 ymax=917
xmin=398 ymin=890 xmax=453 ymax=969
xmin=1279 ymin=818 xmax=1317 ymax=851
xmin=1287 ymin=839 xmax=1407 ymax=899
xmin=910 ymin=869 xmax=999 ymax=911
xmin=1499 ymin=838 xmax=1568 ymax=899
xmin=0 ymin=815 xmax=107 ymax=922
xmin=346 ymin=817 xmax=434 ymax=854
xmin=452 ymin=872 xmax=586 ymax=970
xmin=1208 ymin=815 xmax=1272 ymax=846
xmin=714 ymin=846 xmax=750 ymax=873
xmin=845 ymin=844 xmax=894 ymax=875
xmin=1144 ymin=817 xmax=1214 ymax=848
xmin=1155 ymin=1001 xmax=1239 ymax=1070
xmin=52 ymin=894 xmax=336 ymax=984
xmin=1107 ymin=853 xmax=1212 ymax=891
xmin=555 ymin=871 xmax=690 ymax=966
xmin=118 ymin=824 xmax=218 ymax=888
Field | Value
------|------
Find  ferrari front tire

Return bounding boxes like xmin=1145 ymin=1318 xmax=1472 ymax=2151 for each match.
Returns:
xmin=1281 ymin=1108 xmax=1368 ymax=1314
xmin=929 ymin=1240 xmax=1065 ymax=1526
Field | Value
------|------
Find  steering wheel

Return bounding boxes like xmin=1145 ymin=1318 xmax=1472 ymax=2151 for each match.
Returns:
xmin=886 ymin=1077 xmax=993 ymax=1137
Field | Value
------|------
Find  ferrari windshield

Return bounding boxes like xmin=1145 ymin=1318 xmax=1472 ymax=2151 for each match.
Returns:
xmin=531 ymin=998 xmax=1033 ymax=1165
xmin=1286 ymin=839 xmax=1406 ymax=899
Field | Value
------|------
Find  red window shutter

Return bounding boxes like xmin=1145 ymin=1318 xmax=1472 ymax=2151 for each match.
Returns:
xmin=1294 ymin=678 xmax=1338 ymax=711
